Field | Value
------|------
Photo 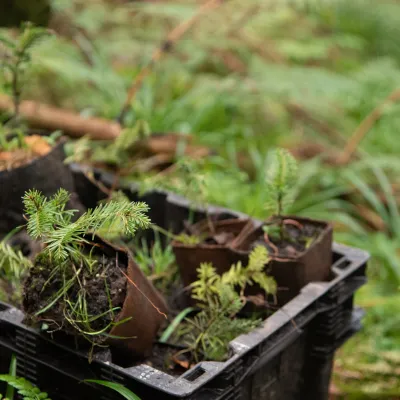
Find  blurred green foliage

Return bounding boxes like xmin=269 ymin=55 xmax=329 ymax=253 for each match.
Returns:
xmin=1 ymin=0 xmax=400 ymax=396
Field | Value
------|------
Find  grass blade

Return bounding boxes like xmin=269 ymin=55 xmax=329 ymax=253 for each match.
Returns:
xmin=85 ymin=380 xmax=141 ymax=400
xmin=6 ymin=354 xmax=17 ymax=400
xmin=159 ymin=307 xmax=195 ymax=343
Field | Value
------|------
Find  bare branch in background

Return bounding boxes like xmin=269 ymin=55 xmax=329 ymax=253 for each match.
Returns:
xmin=117 ymin=0 xmax=224 ymax=123
xmin=338 ymin=88 xmax=400 ymax=165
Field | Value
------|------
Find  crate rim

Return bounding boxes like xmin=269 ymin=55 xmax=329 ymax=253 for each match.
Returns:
xmin=0 ymin=242 xmax=368 ymax=398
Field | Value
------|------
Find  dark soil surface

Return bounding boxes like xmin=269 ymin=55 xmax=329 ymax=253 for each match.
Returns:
xmin=254 ymin=220 xmax=324 ymax=258
xmin=23 ymin=249 xmax=127 ymax=343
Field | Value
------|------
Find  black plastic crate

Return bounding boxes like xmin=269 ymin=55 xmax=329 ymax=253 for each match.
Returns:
xmin=0 ymin=243 xmax=368 ymax=400
xmin=70 ymin=163 xmax=246 ymax=235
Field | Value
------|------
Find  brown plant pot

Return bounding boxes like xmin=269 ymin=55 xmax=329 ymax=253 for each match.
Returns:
xmin=23 ymin=237 xmax=168 ymax=359
xmin=108 ymin=246 xmax=169 ymax=358
xmin=233 ymin=216 xmax=333 ymax=306
xmin=172 ymin=218 xmax=256 ymax=288
xmin=0 ymin=135 xmax=83 ymax=233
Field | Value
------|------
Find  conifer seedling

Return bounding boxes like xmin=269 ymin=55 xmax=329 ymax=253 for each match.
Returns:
xmin=0 ymin=22 xmax=51 ymax=127
xmin=264 ymin=148 xmax=298 ymax=241
xmin=0 ymin=23 xmax=56 ymax=166
xmin=22 ymin=188 xmax=151 ymax=346
xmin=176 ymin=246 xmax=276 ymax=362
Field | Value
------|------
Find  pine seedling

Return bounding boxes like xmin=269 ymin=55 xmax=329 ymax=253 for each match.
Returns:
xmin=22 ymin=189 xmax=151 ymax=345
xmin=264 ymin=148 xmax=298 ymax=241
xmin=23 ymin=188 xmax=150 ymax=264
xmin=0 ymin=22 xmax=52 ymax=127
xmin=177 ymin=246 xmax=276 ymax=362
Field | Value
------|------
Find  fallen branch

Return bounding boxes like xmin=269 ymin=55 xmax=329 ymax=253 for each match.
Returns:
xmin=338 ymin=88 xmax=400 ymax=165
xmin=0 ymin=94 xmax=121 ymax=140
xmin=118 ymin=0 xmax=224 ymax=122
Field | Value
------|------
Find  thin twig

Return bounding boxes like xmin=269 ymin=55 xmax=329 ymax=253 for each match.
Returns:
xmin=263 ymin=232 xmax=279 ymax=256
xmin=117 ymin=0 xmax=224 ymax=123
xmin=106 ymin=172 xmax=120 ymax=202
xmin=338 ymin=88 xmax=400 ymax=165
xmin=83 ymin=170 xmax=112 ymax=196
xmin=283 ymin=219 xmax=303 ymax=230
xmin=118 ymin=266 xmax=167 ymax=319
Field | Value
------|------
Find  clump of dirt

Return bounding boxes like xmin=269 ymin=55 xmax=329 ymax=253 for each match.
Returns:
xmin=0 ymin=135 xmax=52 ymax=171
xmin=23 ymin=249 xmax=127 ymax=343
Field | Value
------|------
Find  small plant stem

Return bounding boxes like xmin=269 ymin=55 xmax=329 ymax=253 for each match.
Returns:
xmin=283 ymin=219 xmax=303 ymax=230
xmin=205 ymin=210 xmax=216 ymax=236
xmin=11 ymin=70 xmax=20 ymax=125
xmin=150 ymin=224 xmax=177 ymax=241
xmin=263 ymin=232 xmax=279 ymax=256
xmin=117 ymin=0 xmax=224 ymax=123
xmin=277 ymin=193 xmax=284 ymax=242
xmin=10 ymin=54 xmax=23 ymax=127
xmin=118 ymin=266 xmax=167 ymax=319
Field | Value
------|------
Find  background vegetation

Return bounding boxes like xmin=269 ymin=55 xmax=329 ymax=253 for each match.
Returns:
xmin=1 ymin=0 xmax=400 ymax=397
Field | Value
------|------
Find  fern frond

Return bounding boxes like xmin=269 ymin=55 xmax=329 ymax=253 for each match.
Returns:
xmin=191 ymin=263 xmax=220 ymax=302
xmin=252 ymin=274 xmax=277 ymax=296
xmin=247 ymin=245 xmax=270 ymax=272
xmin=0 ymin=375 xmax=50 ymax=400
xmin=221 ymin=261 xmax=247 ymax=288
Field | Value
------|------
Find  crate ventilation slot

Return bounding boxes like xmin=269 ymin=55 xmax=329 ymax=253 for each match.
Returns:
xmin=184 ymin=366 xmax=206 ymax=382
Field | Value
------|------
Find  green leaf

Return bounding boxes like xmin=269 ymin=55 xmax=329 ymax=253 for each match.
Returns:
xmin=84 ymin=380 xmax=141 ymax=400
xmin=159 ymin=307 xmax=195 ymax=343
xmin=6 ymin=355 xmax=17 ymax=400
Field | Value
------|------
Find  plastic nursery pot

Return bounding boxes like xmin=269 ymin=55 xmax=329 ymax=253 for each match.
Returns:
xmin=23 ymin=236 xmax=168 ymax=359
xmin=0 ymin=134 xmax=83 ymax=233
xmin=234 ymin=216 xmax=333 ymax=306
xmin=172 ymin=218 xmax=257 ymax=288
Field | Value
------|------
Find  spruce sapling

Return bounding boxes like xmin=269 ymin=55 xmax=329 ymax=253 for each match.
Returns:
xmin=22 ymin=189 xmax=151 ymax=344
xmin=0 ymin=22 xmax=52 ymax=127
xmin=264 ymin=148 xmax=298 ymax=241
xmin=176 ymin=246 xmax=276 ymax=362
xmin=23 ymin=188 xmax=150 ymax=265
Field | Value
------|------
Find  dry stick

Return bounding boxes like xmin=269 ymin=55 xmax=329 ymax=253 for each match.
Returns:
xmin=117 ymin=0 xmax=224 ymax=123
xmin=83 ymin=170 xmax=112 ymax=196
xmin=0 ymin=94 xmax=121 ymax=140
xmin=338 ymin=88 xmax=400 ymax=165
